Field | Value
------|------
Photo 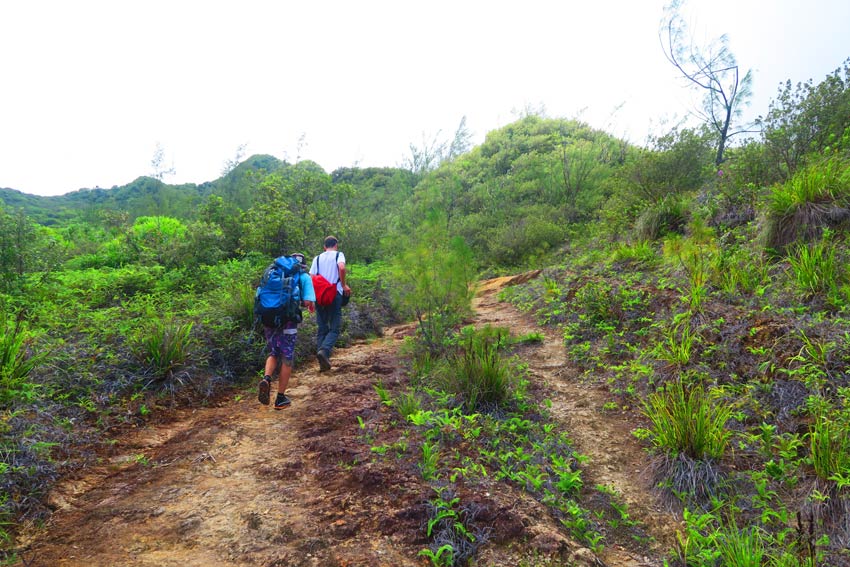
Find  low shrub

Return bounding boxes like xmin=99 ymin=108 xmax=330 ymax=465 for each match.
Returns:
xmin=641 ymin=379 xmax=733 ymax=461
xmin=131 ymin=319 xmax=196 ymax=382
xmin=437 ymin=327 xmax=516 ymax=412
xmin=764 ymin=156 xmax=850 ymax=253
xmin=639 ymin=378 xmax=733 ymax=506
xmin=634 ymin=197 xmax=690 ymax=241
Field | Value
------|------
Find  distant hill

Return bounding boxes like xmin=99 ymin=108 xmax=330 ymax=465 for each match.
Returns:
xmin=0 ymin=154 xmax=288 ymax=225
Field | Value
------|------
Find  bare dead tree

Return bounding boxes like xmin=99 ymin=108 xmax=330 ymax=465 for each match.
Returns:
xmin=150 ymin=142 xmax=176 ymax=180
xmin=660 ymin=0 xmax=753 ymax=166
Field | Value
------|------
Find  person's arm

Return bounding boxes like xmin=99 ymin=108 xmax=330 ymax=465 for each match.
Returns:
xmin=337 ymin=260 xmax=350 ymax=295
xmin=300 ymin=272 xmax=316 ymax=312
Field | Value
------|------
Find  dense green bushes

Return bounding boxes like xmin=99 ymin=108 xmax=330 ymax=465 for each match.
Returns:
xmin=0 ymin=247 xmax=399 ymax=555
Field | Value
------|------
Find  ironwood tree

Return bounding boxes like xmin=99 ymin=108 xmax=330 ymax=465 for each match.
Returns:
xmin=660 ymin=0 xmax=752 ymax=166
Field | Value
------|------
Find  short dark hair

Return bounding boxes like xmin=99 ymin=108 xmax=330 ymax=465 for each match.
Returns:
xmin=324 ymin=236 xmax=338 ymax=248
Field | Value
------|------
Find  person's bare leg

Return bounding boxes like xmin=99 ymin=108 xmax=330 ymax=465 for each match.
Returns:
xmin=278 ymin=361 xmax=292 ymax=393
xmin=264 ymin=355 xmax=278 ymax=378
xmin=274 ymin=361 xmax=293 ymax=409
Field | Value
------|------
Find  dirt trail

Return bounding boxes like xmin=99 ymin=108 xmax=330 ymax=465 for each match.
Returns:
xmin=18 ymin=275 xmax=676 ymax=567
xmin=474 ymin=276 xmax=678 ymax=565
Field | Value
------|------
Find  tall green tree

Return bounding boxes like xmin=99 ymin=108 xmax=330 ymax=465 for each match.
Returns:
xmin=759 ymin=57 xmax=850 ymax=180
xmin=625 ymin=126 xmax=714 ymax=204
xmin=240 ymin=162 xmax=352 ymax=257
xmin=128 ymin=216 xmax=187 ymax=266
xmin=392 ymin=209 xmax=476 ymax=354
xmin=198 ymin=195 xmax=243 ymax=259
xmin=331 ymin=167 xmax=417 ymax=263
xmin=0 ymin=206 xmax=37 ymax=289
xmin=556 ymin=132 xmax=622 ymax=220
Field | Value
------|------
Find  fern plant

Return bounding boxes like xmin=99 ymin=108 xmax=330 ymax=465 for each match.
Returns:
xmin=0 ymin=313 xmax=42 ymax=407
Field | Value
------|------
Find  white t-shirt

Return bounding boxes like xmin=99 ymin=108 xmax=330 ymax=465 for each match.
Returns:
xmin=310 ymin=250 xmax=346 ymax=294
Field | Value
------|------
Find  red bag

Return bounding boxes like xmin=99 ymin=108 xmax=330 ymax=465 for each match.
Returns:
xmin=311 ymin=274 xmax=337 ymax=306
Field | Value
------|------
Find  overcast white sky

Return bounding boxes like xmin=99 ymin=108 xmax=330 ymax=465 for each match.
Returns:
xmin=1 ymin=1 xmax=848 ymax=197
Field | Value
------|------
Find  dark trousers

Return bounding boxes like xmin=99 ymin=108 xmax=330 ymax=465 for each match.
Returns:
xmin=316 ymin=293 xmax=342 ymax=356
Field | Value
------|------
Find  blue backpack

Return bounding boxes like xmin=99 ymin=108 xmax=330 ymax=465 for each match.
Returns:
xmin=254 ymin=255 xmax=303 ymax=327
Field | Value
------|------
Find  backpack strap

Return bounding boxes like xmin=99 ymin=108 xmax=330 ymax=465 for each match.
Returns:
xmin=318 ymin=251 xmax=341 ymax=285
xmin=334 ymin=251 xmax=340 ymax=284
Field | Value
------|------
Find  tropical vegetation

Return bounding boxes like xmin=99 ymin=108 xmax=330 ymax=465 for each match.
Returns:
xmin=2 ymin=56 xmax=850 ymax=566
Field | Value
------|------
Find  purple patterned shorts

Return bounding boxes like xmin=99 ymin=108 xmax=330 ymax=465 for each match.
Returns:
xmin=263 ymin=325 xmax=297 ymax=366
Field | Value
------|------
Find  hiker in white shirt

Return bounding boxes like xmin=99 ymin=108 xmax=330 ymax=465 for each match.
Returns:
xmin=309 ymin=236 xmax=350 ymax=371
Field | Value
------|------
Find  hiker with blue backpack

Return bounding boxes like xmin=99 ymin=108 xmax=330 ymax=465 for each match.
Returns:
xmin=254 ymin=252 xmax=315 ymax=409
xmin=309 ymin=236 xmax=350 ymax=372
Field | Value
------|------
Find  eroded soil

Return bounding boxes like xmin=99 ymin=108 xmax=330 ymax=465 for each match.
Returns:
xmin=17 ymin=275 xmax=678 ymax=567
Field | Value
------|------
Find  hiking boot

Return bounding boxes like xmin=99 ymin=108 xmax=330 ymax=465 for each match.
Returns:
xmin=274 ymin=393 xmax=291 ymax=410
xmin=258 ymin=376 xmax=271 ymax=405
xmin=316 ymin=350 xmax=331 ymax=372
